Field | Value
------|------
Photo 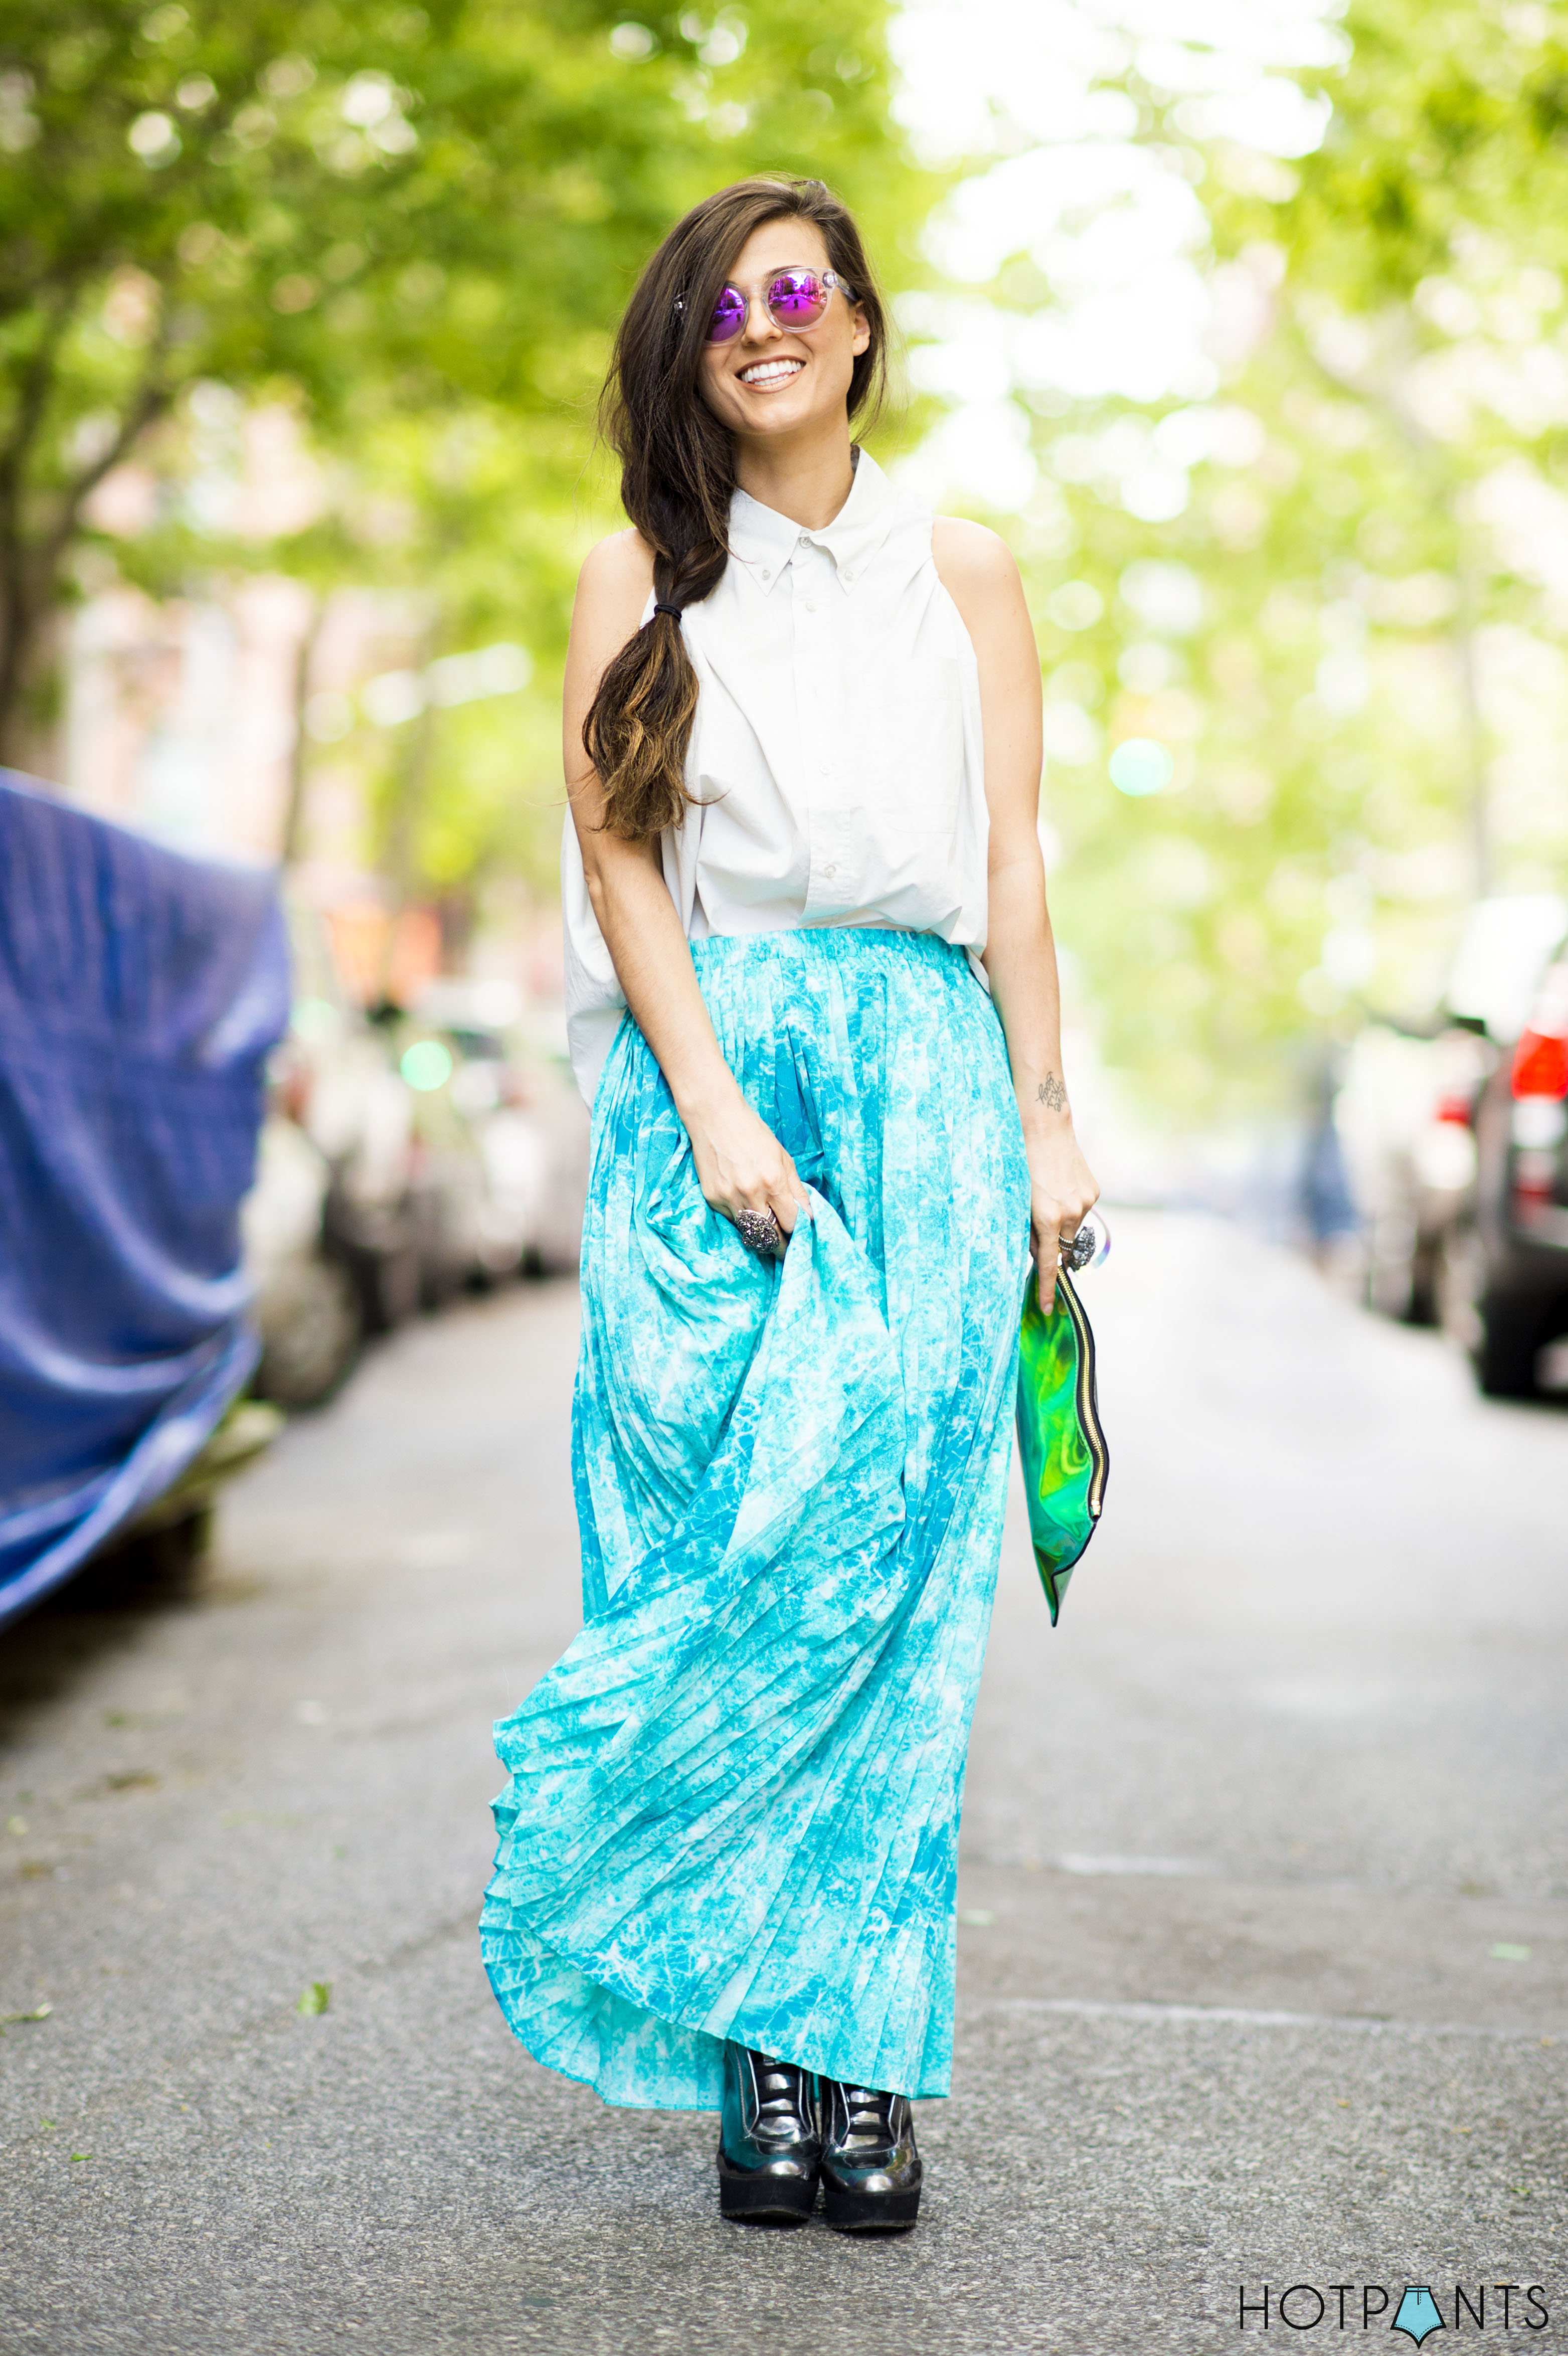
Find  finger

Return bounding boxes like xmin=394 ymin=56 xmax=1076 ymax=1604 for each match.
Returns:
xmin=768 ymin=1179 xmax=811 ymax=1239
xmin=760 ymin=1156 xmax=806 ymax=1242
xmin=759 ymin=1175 xmax=795 ymax=1235
xmin=727 ymin=1165 xmax=794 ymax=1223
xmin=1036 ymin=1203 xmax=1069 ymax=1250
xmin=764 ymin=1190 xmax=807 ymax=1250
xmin=1030 ymin=1217 xmax=1062 ymax=1303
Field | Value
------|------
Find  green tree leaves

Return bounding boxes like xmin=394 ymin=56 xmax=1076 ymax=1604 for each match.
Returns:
xmin=978 ymin=3 xmax=1568 ymax=1113
xmin=0 ymin=0 xmax=923 ymax=829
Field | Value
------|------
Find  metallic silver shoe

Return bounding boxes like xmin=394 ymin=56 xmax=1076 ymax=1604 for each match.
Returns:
xmin=717 ymin=2044 xmax=821 ymax=2224
xmin=819 ymin=2079 xmax=922 ymax=2232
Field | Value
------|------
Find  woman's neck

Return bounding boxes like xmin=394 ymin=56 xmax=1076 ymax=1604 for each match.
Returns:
xmin=731 ymin=417 xmax=857 ymax=532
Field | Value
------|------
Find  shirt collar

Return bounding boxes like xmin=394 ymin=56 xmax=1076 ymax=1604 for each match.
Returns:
xmin=726 ymin=448 xmax=898 ymax=596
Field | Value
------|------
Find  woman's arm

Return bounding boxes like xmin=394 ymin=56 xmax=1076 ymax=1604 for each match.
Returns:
xmin=564 ymin=532 xmax=808 ymax=1240
xmin=931 ymin=518 xmax=1099 ymax=1275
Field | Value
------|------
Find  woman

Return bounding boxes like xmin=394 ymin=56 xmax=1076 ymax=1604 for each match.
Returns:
xmin=480 ymin=176 xmax=1097 ymax=2235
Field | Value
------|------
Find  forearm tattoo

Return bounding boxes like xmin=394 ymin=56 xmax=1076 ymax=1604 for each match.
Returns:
xmin=1037 ymin=1072 xmax=1067 ymax=1112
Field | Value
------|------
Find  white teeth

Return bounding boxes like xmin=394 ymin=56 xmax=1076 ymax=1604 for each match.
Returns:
xmin=740 ymin=360 xmax=804 ymax=386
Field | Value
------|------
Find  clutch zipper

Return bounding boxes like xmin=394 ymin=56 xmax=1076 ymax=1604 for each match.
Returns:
xmin=1056 ymin=1268 xmax=1109 ymax=1521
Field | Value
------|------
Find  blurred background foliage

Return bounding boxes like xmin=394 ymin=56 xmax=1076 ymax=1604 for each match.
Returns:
xmin=7 ymin=0 xmax=1568 ymax=1118
xmin=0 ymin=0 xmax=928 ymax=885
xmin=963 ymin=0 xmax=1568 ymax=1115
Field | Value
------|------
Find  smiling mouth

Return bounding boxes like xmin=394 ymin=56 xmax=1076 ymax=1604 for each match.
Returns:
xmin=738 ymin=358 xmax=804 ymax=389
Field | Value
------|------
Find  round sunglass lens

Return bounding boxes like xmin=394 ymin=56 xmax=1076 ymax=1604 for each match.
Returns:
xmin=769 ymin=271 xmax=826 ymax=325
xmin=707 ymin=285 xmax=746 ymax=342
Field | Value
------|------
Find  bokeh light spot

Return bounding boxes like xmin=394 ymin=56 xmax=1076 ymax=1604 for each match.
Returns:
xmin=1109 ymin=738 xmax=1174 ymax=797
xmin=1047 ymin=581 xmax=1104 ymax=631
xmin=401 ymin=1039 xmax=453 ymax=1092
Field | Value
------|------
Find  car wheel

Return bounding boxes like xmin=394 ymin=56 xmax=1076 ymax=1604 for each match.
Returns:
xmin=1435 ymin=1222 xmax=1485 ymax=1355
xmin=1473 ymin=1293 xmax=1546 ymax=1400
xmin=1364 ymin=1212 xmax=1419 ymax=1319
xmin=362 ymin=1238 xmax=421 ymax=1332
xmin=255 ymin=1254 xmax=364 ymax=1409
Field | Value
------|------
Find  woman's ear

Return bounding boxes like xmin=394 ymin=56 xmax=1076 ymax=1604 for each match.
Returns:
xmin=851 ymin=305 xmax=872 ymax=358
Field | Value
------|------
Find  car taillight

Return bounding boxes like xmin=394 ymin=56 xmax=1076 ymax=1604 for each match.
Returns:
xmin=1514 ymin=1148 xmax=1558 ymax=1214
xmin=1510 ymin=1029 xmax=1568 ymax=1100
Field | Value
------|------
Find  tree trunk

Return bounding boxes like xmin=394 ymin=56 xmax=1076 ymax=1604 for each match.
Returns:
xmin=0 ymin=583 xmax=33 ymax=768
xmin=0 ymin=560 xmax=54 ymax=775
xmin=0 ymin=303 xmax=170 ymax=768
xmin=279 ymin=599 xmax=322 ymax=866
xmin=1449 ymin=565 xmax=1490 ymax=901
xmin=375 ymin=626 xmax=439 ymax=1004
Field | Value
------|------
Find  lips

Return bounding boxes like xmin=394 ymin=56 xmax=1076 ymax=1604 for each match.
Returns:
xmin=738 ymin=358 xmax=804 ymax=388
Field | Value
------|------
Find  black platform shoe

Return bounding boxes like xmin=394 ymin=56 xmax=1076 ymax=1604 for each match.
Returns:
xmin=717 ymin=2045 xmax=821 ymax=2224
xmin=819 ymin=2079 xmax=922 ymax=2233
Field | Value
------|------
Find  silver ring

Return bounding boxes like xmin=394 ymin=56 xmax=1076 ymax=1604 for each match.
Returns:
xmin=1059 ymin=1214 xmax=1108 ymax=1273
xmin=735 ymin=1207 xmax=783 ymax=1256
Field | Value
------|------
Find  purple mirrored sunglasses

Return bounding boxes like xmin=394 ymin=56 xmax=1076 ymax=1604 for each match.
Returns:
xmin=684 ymin=267 xmax=853 ymax=345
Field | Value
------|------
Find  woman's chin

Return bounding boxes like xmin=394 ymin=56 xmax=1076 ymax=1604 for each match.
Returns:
xmin=731 ymin=391 xmax=840 ymax=440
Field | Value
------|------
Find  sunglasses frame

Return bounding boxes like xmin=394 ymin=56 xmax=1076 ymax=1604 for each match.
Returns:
xmin=676 ymin=266 xmax=856 ymax=346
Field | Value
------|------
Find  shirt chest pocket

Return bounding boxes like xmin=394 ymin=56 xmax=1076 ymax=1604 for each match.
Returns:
xmin=856 ymin=654 xmax=965 ymax=830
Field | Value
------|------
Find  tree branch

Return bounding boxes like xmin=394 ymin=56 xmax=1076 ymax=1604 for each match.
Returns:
xmin=0 ymin=284 xmax=79 ymax=561
xmin=39 ymin=335 xmax=176 ymax=580
xmin=0 ymin=290 xmax=173 ymax=750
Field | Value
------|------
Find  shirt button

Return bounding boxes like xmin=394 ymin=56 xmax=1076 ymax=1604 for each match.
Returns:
xmin=842 ymin=568 xmax=854 ymax=582
xmin=804 ymin=599 xmax=816 ymax=613
xmin=760 ymin=568 xmax=771 ymax=580
xmin=824 ymin=864 xmax=837 ymax=878
xmin=798 ymin=533 xmax=810 ymax=547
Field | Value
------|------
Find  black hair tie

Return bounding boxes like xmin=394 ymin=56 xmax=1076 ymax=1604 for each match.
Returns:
xmin=653 ymin=601 xmax=682 ymax=621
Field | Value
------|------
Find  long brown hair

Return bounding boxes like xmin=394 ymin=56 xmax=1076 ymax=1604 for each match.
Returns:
xmin=584 ymin=177 xmax=890 ymax=839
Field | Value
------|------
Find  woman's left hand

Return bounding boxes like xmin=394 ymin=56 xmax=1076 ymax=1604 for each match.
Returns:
xmin=1026 ymin=1125 xmax=1100 ymax=1296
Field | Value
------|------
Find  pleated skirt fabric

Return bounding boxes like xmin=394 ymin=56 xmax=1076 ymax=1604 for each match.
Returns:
xmin=480 ymin=928 xmax=1031 ymax=2109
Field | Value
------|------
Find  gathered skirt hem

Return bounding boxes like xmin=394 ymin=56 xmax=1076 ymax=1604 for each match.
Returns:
xmin=479 ymin=1921 xmax=960 ymax=2110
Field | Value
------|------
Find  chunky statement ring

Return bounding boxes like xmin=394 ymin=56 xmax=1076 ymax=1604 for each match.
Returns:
xmin=735 ymin=1206 xmax=783 ymax=1256
xmin=1058 ymin=1211 xmax=1111 ymax=1274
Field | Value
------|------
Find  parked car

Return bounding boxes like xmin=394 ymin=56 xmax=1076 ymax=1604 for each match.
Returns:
xmin=244 ymin=940 xmax=591 ymax=1408
xmin=245 ymin=902 xmax=422 ymax=1407
xmin=283 ymin=905 xmax=424 ymax=1335
xmin=406 ymin=979 xmax=590 ymax=1280
xmin=1333 ymin=1019 xmax=1491 ymax=1321
xmin=70 ymin=1399 xmax=285 ymax=1602
xmin=243 ymin=1110 xmax=365 ymax=1409
xmin=0 ymin=773 xmax=289 ymax=1627
xmin=1334 ymin=895 xmax=1566 ymax=1330
xmin=1436 ymin=935 xmax=1568 ymax=1397
xmin=379 ymin=1009 xmax=496 ymax=1305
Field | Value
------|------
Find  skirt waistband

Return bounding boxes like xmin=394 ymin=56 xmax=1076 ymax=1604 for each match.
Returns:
xmin=688 ymin=925 xmax=974 ymax=977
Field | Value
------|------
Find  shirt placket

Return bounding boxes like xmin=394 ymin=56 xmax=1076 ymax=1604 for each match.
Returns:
xmin=795 ymin=535 xmax=852 ymax=915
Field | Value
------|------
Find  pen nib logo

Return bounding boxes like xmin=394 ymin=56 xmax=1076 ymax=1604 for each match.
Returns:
xmin=1391 ymin=2287 xmax=1446 ymax=2347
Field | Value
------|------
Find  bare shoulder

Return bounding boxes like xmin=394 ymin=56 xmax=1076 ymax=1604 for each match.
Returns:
xmin=570 ymin=529 xmax=656 ymax=674
xmin=930 ymin=518 xmax=1032 ymax=671
xmin=930 ymin=516 xmax=1021 ymax=599
xmin=577 ymin=526 xmax=656 ymax=606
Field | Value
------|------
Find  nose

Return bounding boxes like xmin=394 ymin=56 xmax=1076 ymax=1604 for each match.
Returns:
xmin=741 ymin=291 xmax=781 ymax=345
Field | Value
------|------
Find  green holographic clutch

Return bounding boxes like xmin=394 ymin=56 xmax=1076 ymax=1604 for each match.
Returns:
xmin=1016 ymin=1264 xmax=1109 ymax=1625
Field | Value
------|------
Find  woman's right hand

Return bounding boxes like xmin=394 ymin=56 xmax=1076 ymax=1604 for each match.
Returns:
xmin=682 ymin=1081 xmax=807 ymax=1250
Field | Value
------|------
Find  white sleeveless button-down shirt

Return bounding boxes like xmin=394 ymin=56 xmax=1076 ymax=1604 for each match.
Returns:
xmin=562 ymin=449 xmax=989 ymax=1101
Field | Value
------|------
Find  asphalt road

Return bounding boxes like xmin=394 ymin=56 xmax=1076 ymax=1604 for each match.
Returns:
xmin=3 ymin=1213 xmax=1565 ymax=2354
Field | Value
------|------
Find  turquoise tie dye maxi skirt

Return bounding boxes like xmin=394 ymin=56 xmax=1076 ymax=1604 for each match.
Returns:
xmin=481 ymin=928 xmax=1031 ymax=2109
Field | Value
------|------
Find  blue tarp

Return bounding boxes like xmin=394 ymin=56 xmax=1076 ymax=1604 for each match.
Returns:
xmin=0 ymin=773 xmax=290 ymax=1628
